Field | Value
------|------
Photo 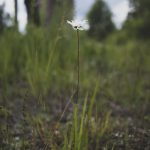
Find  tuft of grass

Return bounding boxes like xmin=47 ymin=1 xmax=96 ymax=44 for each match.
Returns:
xmin=62 ymin=86 xmax=111 ymax=150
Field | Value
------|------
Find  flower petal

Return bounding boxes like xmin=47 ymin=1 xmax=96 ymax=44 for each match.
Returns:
xmin=67 ymin=19 xmax=89 ymax=30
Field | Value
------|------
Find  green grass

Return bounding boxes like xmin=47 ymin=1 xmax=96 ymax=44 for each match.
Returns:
xmin=0 ymin=23 xmax=150 ymax=149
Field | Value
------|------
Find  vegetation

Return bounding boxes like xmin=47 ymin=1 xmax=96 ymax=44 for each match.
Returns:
xmin=88 ymin=0 xmax=115 ymax=40
xmin=124 ymin=0 xmax=150 ymax=38
xmin=0 ymin=0 xmax=150 ymax=149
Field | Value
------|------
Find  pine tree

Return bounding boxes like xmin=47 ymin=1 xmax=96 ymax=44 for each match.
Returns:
xmin=88 ymin=0 xmax=115 ymax=40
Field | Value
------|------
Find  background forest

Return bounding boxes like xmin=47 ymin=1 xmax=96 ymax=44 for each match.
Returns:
xmin=0 ymin=0 xmax=150 ymax=149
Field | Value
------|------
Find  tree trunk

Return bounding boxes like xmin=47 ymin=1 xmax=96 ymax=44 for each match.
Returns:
xmin=14 ymin=0 xmax=18 ymax=26
xmin=34 ymin=0 xmax=40 ymax=26
xmin=24 ymin=0 xmax=41 ymax=26
xmin=24 ymin=0 xmax=32 ymax=23
xmin=45 ymin=0 xmax=54 ymax=25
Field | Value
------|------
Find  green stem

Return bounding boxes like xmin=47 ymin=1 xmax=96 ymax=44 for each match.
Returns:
xmin=76 ymin=29 xmax=80 ymax=103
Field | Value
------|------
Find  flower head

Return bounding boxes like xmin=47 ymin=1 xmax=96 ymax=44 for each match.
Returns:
xmin=67 ymin=19 xmax=89 ymax=30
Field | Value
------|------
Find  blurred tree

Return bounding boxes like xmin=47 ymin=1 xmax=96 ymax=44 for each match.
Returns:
xmin=123 ymin=0 xmax=150 ymax=38
xmin=14 ymin=0 xmax=18 ymax=26
xmin=34 ymin=0 xmax=41 ymax=25
xmin=45 ymin=0 xmax=54 ymax=25
xmin=24 ymin=0 xmax=32 ymax=23
xmin=24 ymin=0 xmax=40 ymax=26
xmin=129 ymin=0 xmax=150 ymax=15
xmin=45 ymin=0 xmax=74 ymax=24
xmin=62 ymin=0 xmax=74 ymax=19
xmin=0 ymin=4 xmax=10 ymax=33
xmin=0 ymin=4 xmax=5 ymax=32
xmin=24 ymin=0 xmax=73 ymax=27
xmin=87 ymin=0 xmax=115 ymax=40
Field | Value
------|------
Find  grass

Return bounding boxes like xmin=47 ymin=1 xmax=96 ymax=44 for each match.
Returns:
xmin=0 ymin=23 xmax=150 ymax=149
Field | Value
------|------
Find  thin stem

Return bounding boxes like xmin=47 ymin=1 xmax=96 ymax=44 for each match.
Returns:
xmin=76 ymin=29 xmax=80 ymax=103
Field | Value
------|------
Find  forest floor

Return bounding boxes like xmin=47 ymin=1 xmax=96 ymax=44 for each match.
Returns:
xmin=0 ymin=82 xmax=150 ymax=150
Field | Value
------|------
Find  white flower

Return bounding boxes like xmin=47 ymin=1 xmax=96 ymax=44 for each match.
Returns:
xmin=67 ymin=19 xmax=89 ymax=30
